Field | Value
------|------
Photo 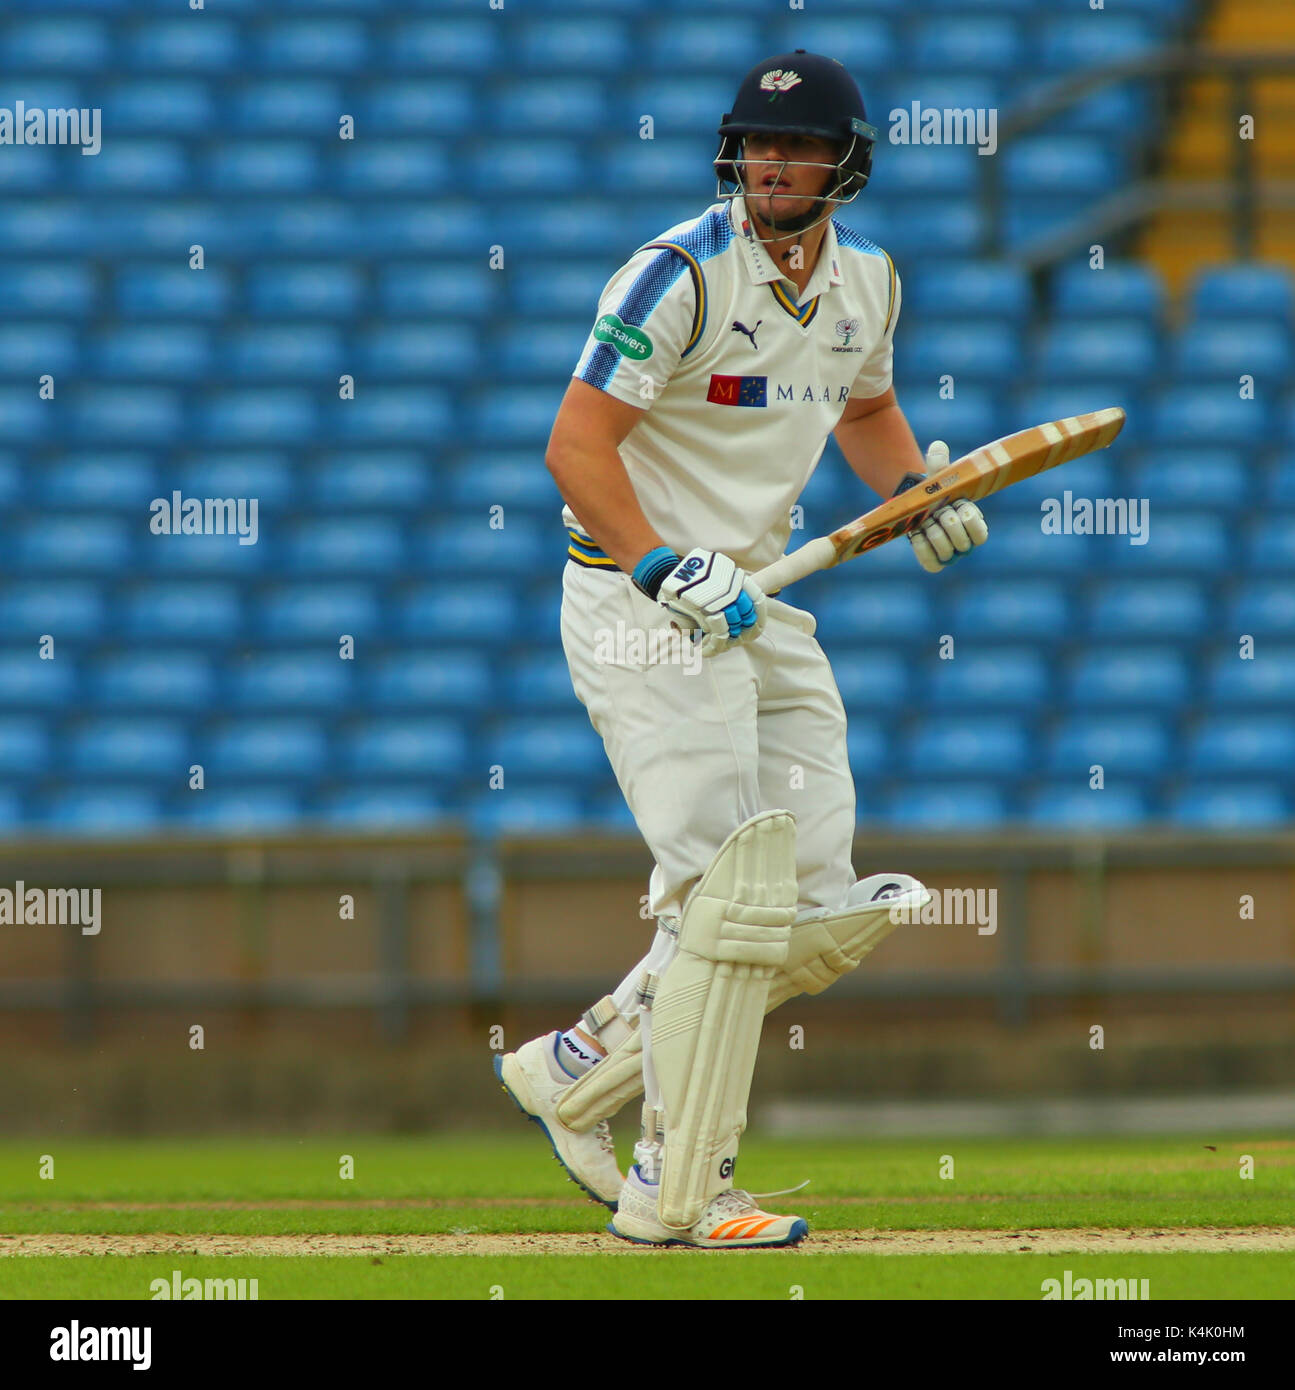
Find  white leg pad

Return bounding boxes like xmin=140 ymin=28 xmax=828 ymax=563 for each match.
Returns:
xmin=651 ymin=809 xmax=797 ymax=1229
xmin=554 ymin=871 xmax=930 ymax=1135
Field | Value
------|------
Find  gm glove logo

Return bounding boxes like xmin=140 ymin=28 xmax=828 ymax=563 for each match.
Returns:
xmin=594 ymin=313 xmax=653 ymax=360
xmin=719 ymin=1157 xmax=736 ymax=1180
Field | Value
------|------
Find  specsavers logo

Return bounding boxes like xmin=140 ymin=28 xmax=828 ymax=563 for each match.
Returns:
xmin=594 ymin=313 xmax=653 ymax=360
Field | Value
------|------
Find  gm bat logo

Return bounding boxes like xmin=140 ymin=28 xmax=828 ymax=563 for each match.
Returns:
xmin=924 ymin=481 xmax=943 ymax=494
xmin=719 ymin=1157 xmax=735 ymax=1180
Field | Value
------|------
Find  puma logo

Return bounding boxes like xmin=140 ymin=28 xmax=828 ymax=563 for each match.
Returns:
xmin=731 ymin=319 xmax=762 ymax=350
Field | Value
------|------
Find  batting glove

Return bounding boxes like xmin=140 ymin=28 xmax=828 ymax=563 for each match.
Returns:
xmin=898 ymin=440 xmax=989 ymax=575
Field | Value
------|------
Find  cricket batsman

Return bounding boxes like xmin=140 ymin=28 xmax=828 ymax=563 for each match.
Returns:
xmin=494 ymin=51 xmax=988 ymax=1247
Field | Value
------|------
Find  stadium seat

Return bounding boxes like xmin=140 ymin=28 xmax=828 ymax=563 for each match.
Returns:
xmin=364 ymin=651 xmax=495 ymax=714
xmin=205 ymin=720 xmax=330 ymax=778
xmin=813 ymin=582 xmax=936 ymax=645
xmin=1086 ymin=579 xmax=1211 ymax=640
xmin=14 ymin=517 xmax=133 ymax=575
xmin=359 ymin=79 xmax=477 ymax=136
xmin=1190 ymin=265 xmax=1294 ymax=325
xmin=0 ymin=582 xmax=106 ymax=640
xmin=228 ymin=79 xmax=343 ymax=135
xmin=901 ymin=321 xmax=1022 ymax=385
xmin=245 ymin=264 xmax=366 ymax=318
xmin=1205 ymin=647 xmax=1295 ymax=707
xmin=469 ymin=787 xmax=589 ymax=836
xmin=221 ymin=325 xmax=345 ymax=380
xmin=903 ymin=261 xmax=1032 ymax=323
xmin=517 ymin=17 xmax=632 ymax=74
xmin=1003 ymin=137 xmax=1125 ymax=196
xmin=908 ymin=18 xmax=1025 ymax=75
xmin=341 ymin=718 xmax=472 ymax=781
xmin=253 ymin=21 xmax=370 ymax=74
xmin=882 ymin=784 xmax=1009 ymax=828
xmin=0 ymin=262 xmax=98 ymax=317
xmin=206 ymin=142 xmax=320 ymax=194
xmin=924 ymin=650 xmax=1051 ymax=709
xmin=1228 ymin=580 xmax=1295 ymax=637
xmin=66 ymin=717 xmax=189 ymax=780
xmin=228 ymin=653 xmax=354 ymax=711
xmin=318 ymin=785 xmax=449 ymax=830
xmin=485 ymin=718 xmax=606 ymax=781
xmin=180 ymin=788 xmax=305 ymax=834
xmin=1126 ymin=449 xmax=1247 ymax=507
xmin=400 ymin=584 xmax=522 ymax=645
xmin=501 ymin=652 xmax=581 ymax=714
xmin=0 ymin=651 xmax=78 ymax=710
xmin=0 ymin=325 xmax=78 ymax=378
xmin=1173 ymin=321 xmax=1292 ymax=380
xmin=1050 ymin=263 xmax=1166 ymax=322
xmin=40 ymin=788 xmax=165 ymax=837
xmin=1044 ymin=715 xmax=1171 ymax=777
xmin=1066 ymin=650 xmax=1192 ymax=709
xmin=1186 ymin=715 xmax=1295 ymax=775
xmin=1034 ymin=319 xmax=1159 ymax=384
xmin=904 ymin=716 xmax=1031 ymax=778
xmin=825 ymin=652 xmax=910 ymax=710
xmin=1037 ymin=16 xmax=1157 ymax=73
xmin=1168 ymin=785 xmax=1289 ymax=828
xmin=91 ymin=654 xmax=216 ymax=712
xmin=122 ymin=582 xmax=242 ymax=645
xmin=947 ymin=581 xmax=1073 ymax=640
xmin=1024 ymin=785 xmax=1149 ymax=829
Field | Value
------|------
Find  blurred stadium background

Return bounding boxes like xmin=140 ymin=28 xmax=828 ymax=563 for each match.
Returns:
xmin=0 ymin=0 xmax=1292 ymax=1138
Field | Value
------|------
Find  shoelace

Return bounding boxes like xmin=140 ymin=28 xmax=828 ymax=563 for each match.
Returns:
xmin=714 ymin=1179 xmax=811 ymax=1215
xmin=594 ymin=1120 xmax=616 ymax=1157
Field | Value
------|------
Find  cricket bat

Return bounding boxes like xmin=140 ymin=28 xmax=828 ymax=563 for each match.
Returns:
xmin=753 ymin=406 xmax=1126 ymax=596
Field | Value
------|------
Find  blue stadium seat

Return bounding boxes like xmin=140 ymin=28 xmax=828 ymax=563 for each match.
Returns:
xmin=325 ymin=389 xmax=453 ymax=445
xmin=1015 ymin=385 xmax=1144 ymax=446
xmin=767 ymin=18 xmax=898 ymax=75
xmin=622 ymin=78 xmax=738 ymax=137
xmin=14 ymin=517 xmax=133 ymax=575
xmin=865 ymin=145 xmax=983 ymax=199
xmin=1038 ymin=16 xmax=1157 ymax=72
xmin=257 ymin=583 xmax=382 ymax=643
xmin=207 ymin=143 xmax=321 ymax=194
xmin=490 ymin=79 xmax=608 ymax=132
xmin=205 ymin=720 xmax=330 ymax=778
xmin=40 ymin=789 xmax=165 ymax=837
xmin=517 ymin=17 xmax=631 ymax=73
xmin=114 ymin=266 xmax=233 ymax=318
xmin=364 ymin=651 xmax=494 ymax=713
xmin=1186 ymin=716 xmax=1295 ymax=775
xmin=1086 ymin=579 xmax=1210 ymax=640
xmin=1267 ymin=459 xmax=1295 ymax=504
xmin=386 ymin=19 xmax=498 ymax=73
xmin=1108 ymin=513 xmax=1229 ymax=576
xmin=470 ymin=141 xmax=587 ymax=196
xmin=500 ymin=652 xmax=581 ymax=713
xmin=72 ymin=386 xmax=185 ymax=443
xmin=401 ymin=584 xmax=522 ymax=644
xmin=1041 ymin=82 xmax=1156 ymax=139
xmin=417 ymin=518 xmax=547 ymax=580
xmin=826 ymin=652 xmax=909 ymax=709
xmin=77 ymin=142 xmax=190 ymax=193
xmin=283 ymin=519 xmax=405 ymax=578
xmin=466 ymin=387 xmax=559 ymax=446
xmin=33 ymin=456 xmax=157 ymax=509
xmin=1252 ymin=515 xmax=1295 ymax=571
xmin=486 ymin=718 xmax=606 ymax=781
xmin=947 ymin=581 xmax=1073 ymax=640
xmin=122 ymin=19 xmax=242 ymax=72
xmin=221 ymin=326 xmax=345 ymax=380
xmin=1174 ymin=321 xmax=1292 ymax=379
xmin=341 ymin=718 xmax=471 ymax=780
xmin=253 ymin=21 xmax=370 ymax=73
xmin=925 ymin=650 xmax=1050 ymax=708
xmin=893 ymin=388 xmax=1001 ymax=456
xmin=1067 ymin=650 xmax=1191 ymax=709
xmin=0 ymin=321 xmax=77 ymax=378
xmin=470 ymin=787 xmax=589 ymax=836
xmin=90 ymin=325 xmax=213 ymax=381
xmin=228 ymin=80 xmax=343 ymax=135
xmin=355 ymin=325 xmax=479 ymax=381
xmin=1168 ymin=785 xmax=1289 ymax=829
xmin=67 ymin=717 xmax=189 ymax=780
xmin=181 ymin=788 xmax=305 ymax=834
xmin=1050 ymin=263 xmax=1166 ymax=322
xmin=175 ymin=454 xmax=296 ymax=510
xmin=245 ymin=264 xmax=366 ymax=318
xmin=874 ymin=199 xmax=982 ymax=256
xmin=447 ymin=455 xmax=562 ymax=515
xmin=195 ymin=390 xmax=317 ymax=444
xmin=6 ymin=19 xmax=111 ymax=70
xmin=902 ymin=321 xmax=1022 ymax=384
xmin=881 ymin=784 xmax=1009 ymax=828
xmin=1206 ymin=647 xmax=1295 ymax=707
xmin=360 ymin=80 xmax=478 ymax=136
xmin=0 ymin=718 xmax=51 ymax=776
xmin=903 ymin=261 xmax=1032 ymax=323
xmin=91 ymin=654 xmax=215 ymax=711
xmin=317 ymin=785 xmax=449 ymax=830
xmin=844 ymin=718 xmax=886 ymax=779
xmin=814 ymin=582 xmax=935 ymax=644
xmin=644 ymin=18 xmax=764 ymax=72
xmin=146 ymin=532 xmax=265 ymax=577
xmin=1190 ymin=265 xmax=1294 ymax=324
xmin=310 ymin=456 xmax=429 ymax=510
xmin=0 ymin=652 xmax=78 ymax=710
xmin=1044 ymin=715 xmax=1171 ymax=777
xmin=610 ymin=140 xmax=717 ymax=199
xmin=494 ymin=321 xmax=589 ymax=378
xmin=227 ymin=654 xmax=354 ymax=711
xmin=1024 ymin=786 xmax=1149 ymax=829
xmin=909 ymin=18 xmax=1025 ymax=74
xmin=371 ymin=202 xmax=480 ymax=258
xmin=1034 ymin=319 xmax=1159 ymax=384
xmin=954 ymin=515 xmax=1092 ymax=576
xmin=0 ymin=583 xmax=106 ymax=639
xmin=122 ymin=582 xmax=241 ymax=645
xmin=376 ymin=263 xmax=498 ymax=319
xmin=0 ymin=262 xmax=98 ymax=317
xmin=512 ymin=262 xmax=608 ymax=318
xmin=1229 ymin=580 xmax=1295 ymax=637
xmin=1126 ymin=448 xmax=1246 ymax=507
xmin=0 ymin=389 xmax=50 ymax=442
xmin=506 ymin=202 xmax=628 ymax=257
xmin=903 ymin=716 xmax=1030 ymax=777
xmin=1003 ymin=137 xmax=1125 ymax=196
xmin=335 ymin=142 xmax=451 ymax=195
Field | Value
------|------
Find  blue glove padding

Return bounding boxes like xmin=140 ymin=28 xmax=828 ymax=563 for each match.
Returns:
xmin=631 ymin=545 xmax=682 ymax=600
xmin=723 ymin=589 xmax=759 ymax=637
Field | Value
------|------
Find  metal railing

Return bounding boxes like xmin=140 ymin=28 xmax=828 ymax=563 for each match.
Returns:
xmin=981 ymin=49 xmax=1295 ymax=269
xmin=0 ymin=828 xmax=1292 ymax=1040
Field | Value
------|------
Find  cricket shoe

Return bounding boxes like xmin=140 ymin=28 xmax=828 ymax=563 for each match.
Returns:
xmin=493 ymin=1032 xmax=623 ymax=1209
xmin=609 ymin=1165 xmax=809 ymax=1249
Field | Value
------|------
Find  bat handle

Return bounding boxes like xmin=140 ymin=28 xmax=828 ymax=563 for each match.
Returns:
xmin=751 ymin=537 xmax=837 ymax=596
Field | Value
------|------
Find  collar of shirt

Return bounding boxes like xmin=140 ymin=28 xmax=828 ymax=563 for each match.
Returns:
xmin=727 ymin=195 xmax=845 ymax=301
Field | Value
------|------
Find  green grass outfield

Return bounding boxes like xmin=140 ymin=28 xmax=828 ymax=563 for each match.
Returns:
xmin=1 ymin=1133 xmax=1291 ymax=1299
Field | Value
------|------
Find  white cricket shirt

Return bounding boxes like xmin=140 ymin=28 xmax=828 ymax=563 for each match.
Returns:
xmin=566 ymin=194 xmax=899 ymax=575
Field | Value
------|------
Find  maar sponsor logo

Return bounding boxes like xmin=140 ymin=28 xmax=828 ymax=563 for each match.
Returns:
xmin=594 ymin=312 xmax=653 ymax=361
xmin=706 ymin=373 xmax=768 ymax=407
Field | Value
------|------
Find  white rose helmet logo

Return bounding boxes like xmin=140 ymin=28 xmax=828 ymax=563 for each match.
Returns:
xmin=759 ymin=70 xmax=802 ymax=97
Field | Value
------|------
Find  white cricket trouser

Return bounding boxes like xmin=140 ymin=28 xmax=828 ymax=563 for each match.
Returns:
xmin=560 ymin=560 xmax=857 ymax=926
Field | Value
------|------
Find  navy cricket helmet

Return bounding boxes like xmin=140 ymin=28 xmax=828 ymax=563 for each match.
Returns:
xmin=715 ymin=50 xmax=879 ymax=232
